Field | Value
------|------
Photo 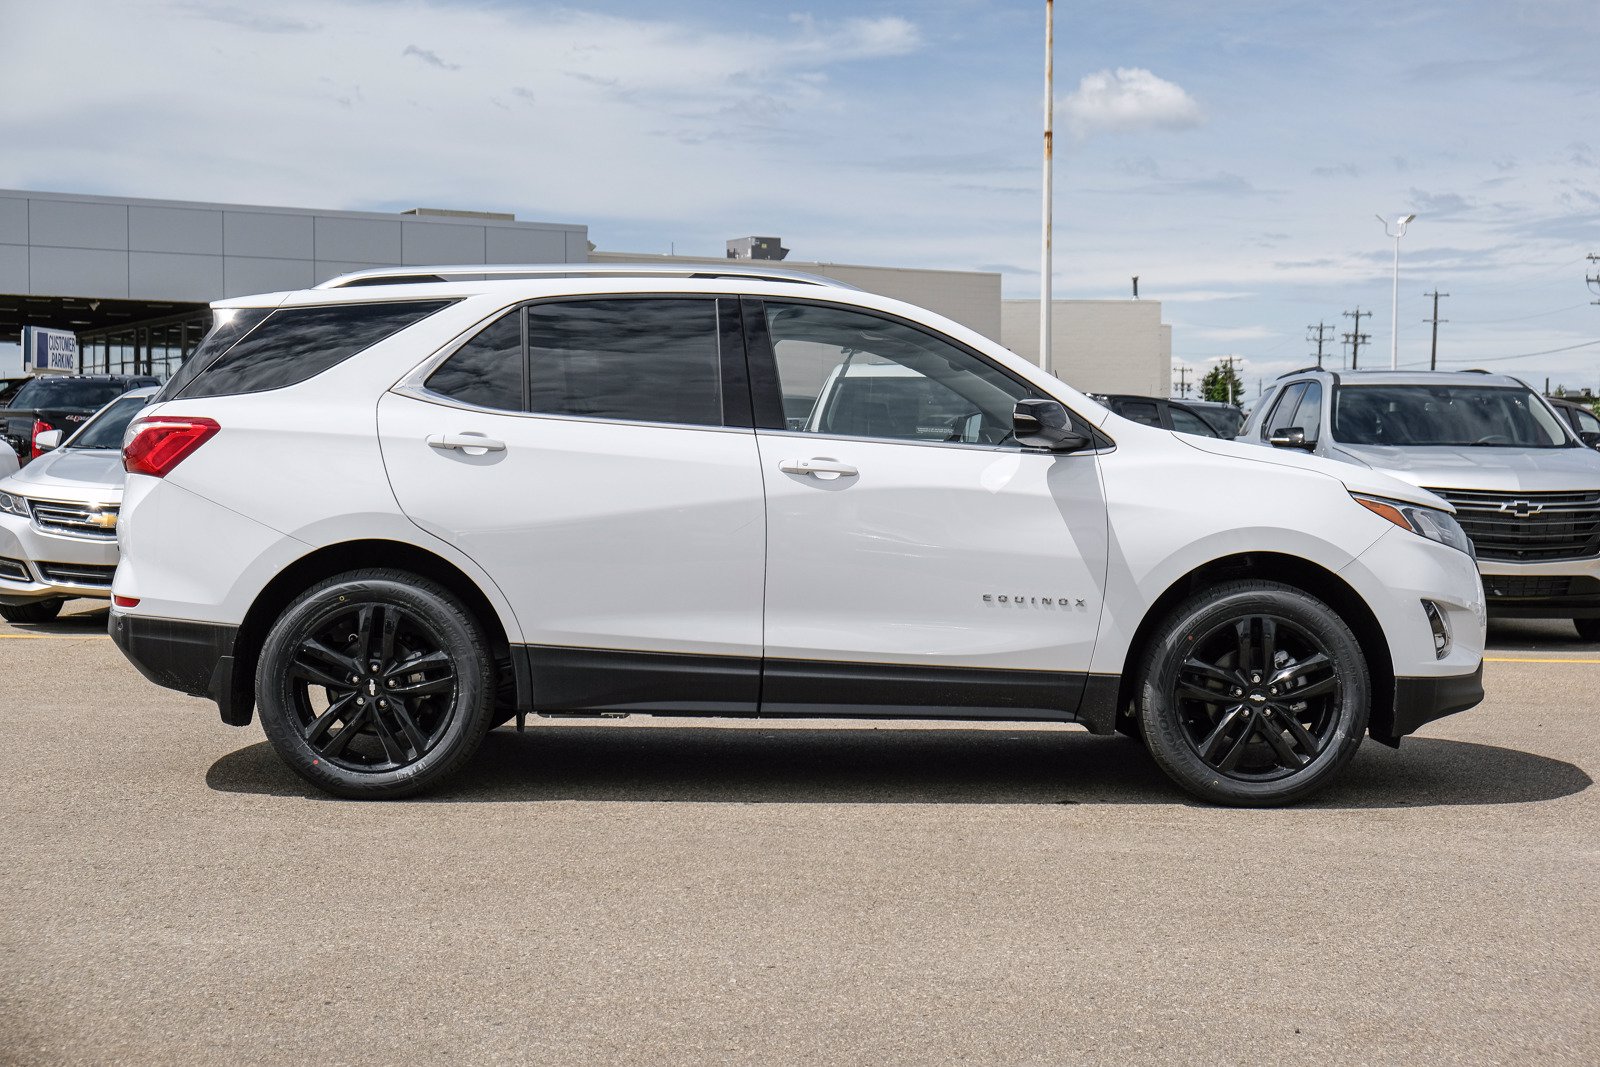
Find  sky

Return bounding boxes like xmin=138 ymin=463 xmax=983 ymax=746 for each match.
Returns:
xmin=2 ymin=0 xmax=1598 ymax=396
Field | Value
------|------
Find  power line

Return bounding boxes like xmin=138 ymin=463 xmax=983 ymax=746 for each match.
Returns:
xmin=1423 ymin=290 xmax=1449 ymax=371
xmin=1435 ymin=338 xmax=1600 ymax=365
xmin=1451 ymin=302 xmax=1589 ymax=325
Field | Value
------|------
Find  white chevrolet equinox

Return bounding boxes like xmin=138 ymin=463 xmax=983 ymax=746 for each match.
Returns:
xmin=110 ymin=265 xmax=1487 ymax=805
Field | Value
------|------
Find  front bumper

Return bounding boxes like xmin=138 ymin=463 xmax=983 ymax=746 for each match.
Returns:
xmin=109 ymin=611 xmax=250 ymax=725
xmin=0 ymin=511 xmax=119 ymax=605
xmin=1477 ymin=565 xmax=1600 ymax=619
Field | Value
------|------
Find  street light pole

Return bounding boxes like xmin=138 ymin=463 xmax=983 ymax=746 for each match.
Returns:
xmin=1377 ymin=213 xmax=1416 ymax=369
xmin=1039 ymin=0 xmax=1054 ymax=372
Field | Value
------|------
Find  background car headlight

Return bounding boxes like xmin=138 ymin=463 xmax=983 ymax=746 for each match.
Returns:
xmin=1352 ymin=494 xmax=1475 ymax=558
xmin=0 ymin=491 xmax=29 ymax=518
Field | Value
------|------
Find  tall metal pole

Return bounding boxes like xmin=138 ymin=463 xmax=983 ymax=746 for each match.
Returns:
xmin=1039 ymin=0 xmax=1053 ymax=372
xmin=1390 ymin=233 xmax=1400 ymax=369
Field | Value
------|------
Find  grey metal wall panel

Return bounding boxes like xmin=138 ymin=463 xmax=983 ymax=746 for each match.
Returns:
xmin=130 ymin=252 xmax=224 ymax=299
xmin=29 ymin=198 xmax=128 ymax=250
xmin=565 ymin=229 xmax=589 ymax=262
xmin=315 ymin=217 xmax=402 ymax=264
xmin=0 ymin=197 xmax=26 ymax=245
xmin=0 ymin=244 xmax=27 ymax=292
xmin=223 ymin=211 xmax=313 ymax=259
xmin=402 ymin=222 xmax=486 ymax=265
xmin=129 ymin=206 xmax=224 ymax=255
xmin=223 ymin=256 xmax=314 ymax=298
xmin=486 ymin=226 xmax=567 ymax=263
xmin=30 ymin=247 xmax=129 ymax=297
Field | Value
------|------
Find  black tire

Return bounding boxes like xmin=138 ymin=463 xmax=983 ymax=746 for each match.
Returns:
xmin=1 ymin=598 xmax=65 ymax=624
xmin=1136 ymin=580 xmax=1370 ymax=807
xmin=255 ymin=569 xmax=495 ymax=799
xmin=1574 ymin=618 xmax=1600 ymax=643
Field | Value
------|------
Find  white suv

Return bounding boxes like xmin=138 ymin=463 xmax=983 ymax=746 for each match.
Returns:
xmin=110 ymin=265 xmax=1486 ymax=805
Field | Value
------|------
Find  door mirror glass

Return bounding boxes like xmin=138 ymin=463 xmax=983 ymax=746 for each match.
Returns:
xmin=1268 ymin=426 xmax=1309 ymax=449
xmin=1014 ymin=399 xmax=1089 ymax=452
xmin=33 ymin=429 xmax=63 ymax=452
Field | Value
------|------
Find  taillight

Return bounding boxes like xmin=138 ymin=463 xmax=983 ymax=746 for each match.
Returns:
xmin=113 ymin=595 xmax=140 ymax=608
xmin=29 ymin=420 xmax=54 ymax=460
xmin=123 ymin=417 xmax=220 ymax=477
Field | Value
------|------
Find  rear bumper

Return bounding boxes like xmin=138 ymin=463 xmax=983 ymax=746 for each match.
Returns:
xmin=1386 ymin=662 xmax=1485 ymax=742
xmin=109 ymin=611 xmax=250 ymax=724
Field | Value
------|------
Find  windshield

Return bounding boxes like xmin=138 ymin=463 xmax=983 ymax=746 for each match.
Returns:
xmin=8 ymin=378 xmax=131 ymax=411
xmin=64 ymin=392 xmax=151 ymax=450
xmin=1333 ymin=385 xmax=1572 ymax=448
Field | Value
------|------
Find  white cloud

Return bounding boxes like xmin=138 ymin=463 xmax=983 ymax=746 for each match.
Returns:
xmin=1061 ymin=68 xmax=1203 ymax=137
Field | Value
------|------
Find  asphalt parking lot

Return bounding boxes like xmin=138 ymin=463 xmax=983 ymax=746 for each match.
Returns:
xmin=2 ymin=604 xmax=1595 ymax=1065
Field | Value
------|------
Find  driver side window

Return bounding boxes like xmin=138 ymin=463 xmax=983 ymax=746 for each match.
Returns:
xmin=763 ymin=301 xmax=1032 ymax=446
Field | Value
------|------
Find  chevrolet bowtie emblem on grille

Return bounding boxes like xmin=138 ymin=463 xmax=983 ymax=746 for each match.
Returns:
xmin=1497 ymin=500 xmax=1543 ymax=519
xmin=86 ymin=511 xmax=119 ymax=529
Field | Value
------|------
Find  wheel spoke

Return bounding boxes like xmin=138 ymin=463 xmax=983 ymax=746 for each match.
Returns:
xmin=386 ymin=649 xmax=450 ymax=677
xmin=1260 ymin=617 xmax=1278 ymax=673
xmin=378 ymin=606 xmax=400 ymax=664
xmin=1235 ymin=620 xmax=1254 ymax=675
xmin=392 ymin=673 xmax=454 ymax=697
xmin=355 ymin=605 xmax=377 ymax=664
xmin=368 ymin=705 xmax=406 ymax=764
xmin=1215 ymin=714 xmax=1257 ymax=773
xmin=1289 ymin=675 xmax=1338 ymax=701
xmin=1198 ymin=705 xmax=1248 ymax=763
xmin=1274 ymin=708 xmax=1322 ymax=758
xmin=320 ymin=705 xmax=367 ymax=758
xmin=1269 ymin=653 xmax=1329 ymax=688
xmin=1176 ymin=681 xmax=1227 ymax=704
xmin=304 ymin=692 xmax=356 ymax=746
xmin=389 ymin=698 xmax=430 ymax=754
xmin=1257 ymin=713 xmax=1306 ymax=768
xmin=293 ymin=639 xmax=359 ymax=689
xmin=1181 ymin=658 xmax=1237 ymax=687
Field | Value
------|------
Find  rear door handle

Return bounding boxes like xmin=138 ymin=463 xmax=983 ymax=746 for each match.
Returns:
xmin=779 ymin=457 xmax=858 ymax=479
xmin=427 ymin=433 xmax=506 ymax=455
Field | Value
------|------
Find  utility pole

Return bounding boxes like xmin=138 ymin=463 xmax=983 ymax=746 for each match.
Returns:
xmin=1343 ymin=307 xmax=1371 ymax=369
xmin=1174 ymin=365 xmax=1190 ymax=398
xmin=1038 ymin=0 xmax=1054 ymax=372
xmin=1423 ymin=290 xmax=1449 ymax=370
xmin=1306 ymin=322 xmax=1334 ymax=368
xmin=1587 ymin=254 xmax=1599 ymax=305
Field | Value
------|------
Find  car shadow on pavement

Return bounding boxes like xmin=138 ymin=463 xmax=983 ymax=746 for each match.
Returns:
xmin=206 ymin=725 xmax=1591 ymax=808
xmin=5 ymin=604 xmax=110 ymax=634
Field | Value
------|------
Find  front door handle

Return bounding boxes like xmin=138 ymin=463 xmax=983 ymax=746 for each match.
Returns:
xmin=427 ymin=433 xmax=506 ymax=456
xmin=779 ymin=457 xmax=858 ymax=479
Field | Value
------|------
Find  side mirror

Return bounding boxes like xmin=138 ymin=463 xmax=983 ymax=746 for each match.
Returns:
xmin=33 ymin=429 xmax=63 ymax=452
xmin=1014 ymin=399 xmax=1090 ymax=452
xmin=1268 ymin=426 xmax=1312 ymax=450
xmin=1580 ymin=431 xmax=1600 ymax=451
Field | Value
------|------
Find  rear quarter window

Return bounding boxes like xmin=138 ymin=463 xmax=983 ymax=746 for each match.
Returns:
xmin=177 ymin=300 xmax=453 ymax=399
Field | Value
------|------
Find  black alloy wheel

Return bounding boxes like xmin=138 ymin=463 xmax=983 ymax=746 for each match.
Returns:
xmin=1136 ymin=580 xmax=1370 ymax=806
xmin=256 ymin=569 xmax=495 ymax=799
xmin=288 ymin=602 xmax=457 ymax=772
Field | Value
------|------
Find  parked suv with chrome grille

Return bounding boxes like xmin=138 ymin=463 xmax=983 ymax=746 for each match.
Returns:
xmin=110 ymin=265 xmax=1485 ymax=806
xmin=1240 ymin=368 xmax=1600 ymax=638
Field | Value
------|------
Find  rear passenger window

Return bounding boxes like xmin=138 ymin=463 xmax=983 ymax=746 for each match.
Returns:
xmin=178 ymin=300 xmax=452 ymax=399
xmin=1118 ymin=400 xmax=1162 ymax=427
xmin=426 ymin=312 xmax=523 ymax=411
xmin=526 ymin=299 xmax=722 ymax=427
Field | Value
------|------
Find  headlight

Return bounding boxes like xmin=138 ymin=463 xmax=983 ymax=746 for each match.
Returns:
xmin=1352 ymin=494 xmax=1475 ymax=557
xmin=0 ymin=491 xmax=29 ymax=518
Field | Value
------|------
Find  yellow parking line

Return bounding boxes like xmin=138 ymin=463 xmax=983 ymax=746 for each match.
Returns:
xmin=0 ymin=633 xmax=110 ymax=640
xmin=1486 ymin=656 xmax=1600 ymax=664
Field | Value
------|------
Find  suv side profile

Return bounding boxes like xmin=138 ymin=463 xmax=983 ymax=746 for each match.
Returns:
xmin=1239 ymin=368 xmax=1600 ymax=638
xmin=111 ymin=265 xmax=1486 ymax=806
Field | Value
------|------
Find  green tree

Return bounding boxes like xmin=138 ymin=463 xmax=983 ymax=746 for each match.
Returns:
xmin=1200 ymin=361 xmax=1245 ymax=406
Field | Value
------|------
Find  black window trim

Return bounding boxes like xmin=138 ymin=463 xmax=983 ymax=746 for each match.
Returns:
xmin=398 ymin=293 xmax=753 ymax=433
xmin=1260 ymin=380 xmax=1309 ymax=440
xmin=739 ymin=296 xmax=1114 ymax=453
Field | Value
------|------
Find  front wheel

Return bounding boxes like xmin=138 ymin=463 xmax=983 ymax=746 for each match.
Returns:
xmin=1136 ymin=580 xmax=1370 ymax=806
xmin=1 ymin=598 xmax=65 ymax=624
xmin=255 ymin=569 xmax=495 ymax=799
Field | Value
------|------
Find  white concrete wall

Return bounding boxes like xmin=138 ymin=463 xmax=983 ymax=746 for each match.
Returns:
xmin=1001 ymin=299 xmax=1172 ymax=397
xmin=589 ymin=251 xmax=1003 ymax=341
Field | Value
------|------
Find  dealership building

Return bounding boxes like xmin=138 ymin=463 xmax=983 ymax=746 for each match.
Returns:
xmin=0 ymin=188 xmax=1171 ymax=396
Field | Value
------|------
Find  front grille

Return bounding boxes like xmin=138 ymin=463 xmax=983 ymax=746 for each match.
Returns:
xmin=36 ymin=562 xmax=116 ymax=588
xmin=1424 ymin=487 xmax=1600 ymax=562
xmin=1483 ymin=575 xmax=1574 ymax=599
xmin=0 ymin=556 xmax=30 ymax=582
xmin=29 ymin=499 xmax=118 ymax=540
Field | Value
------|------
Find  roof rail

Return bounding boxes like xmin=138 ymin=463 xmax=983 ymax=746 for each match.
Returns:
xmin=314 ymin=262 xmax=858 ymax=290
xmin=1464 ymin=368 xmax=1494 ymax=374
xmin=1275 ymin=366 xmax=1325 ymax=379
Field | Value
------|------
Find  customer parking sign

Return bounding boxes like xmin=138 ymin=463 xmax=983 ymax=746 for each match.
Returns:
xmin=21 ymin=326 xmax=79 ymax=374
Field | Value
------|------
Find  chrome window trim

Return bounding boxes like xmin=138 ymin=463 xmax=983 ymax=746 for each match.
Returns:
xmin=386 ymin=384 xmax=754 ymax=436
xmin=754 ymin=426 xmax=1114 ymax=457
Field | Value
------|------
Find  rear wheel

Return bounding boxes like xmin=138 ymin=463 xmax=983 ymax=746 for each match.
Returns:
xmin=255 ymin=569 xmax=495 ymax=799
xmin=0 ymin=598 xmax=65 ymax=624
xmin=1574 ymin=618 xmax=1600 ymax=642
xmin=1136 ymin=580 xmax=1369 ymax=806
